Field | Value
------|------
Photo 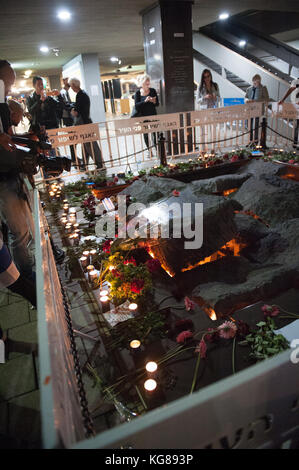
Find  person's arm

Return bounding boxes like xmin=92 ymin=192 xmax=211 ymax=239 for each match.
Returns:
xmin=197 ymin=87 xmax=204 ymax=104
xmin=134 ymin=91 xmax=145 ymax=111
xmin=262 ymin=86 xmax=269 ymax=102
xmin=75 ymin=93 xmax=90 ymax=123
xmin=153 ymin=89 xmax=159 ymax=107
xmin=245 ymin=87 xmax=251 ymax=103
xmin=278 ymin=86 xmax=296 ymax=105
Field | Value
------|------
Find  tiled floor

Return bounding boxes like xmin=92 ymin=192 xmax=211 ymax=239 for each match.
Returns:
xmin=0 ymin=290 xmax=40 ymax=449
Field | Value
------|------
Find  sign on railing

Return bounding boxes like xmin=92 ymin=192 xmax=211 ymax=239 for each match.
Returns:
xmin=47 ymin=123 xmax=100 ymax=146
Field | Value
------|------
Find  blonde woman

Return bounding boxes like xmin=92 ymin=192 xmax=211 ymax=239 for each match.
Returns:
xmin=132 ymin=74 xmax=159 ymax=149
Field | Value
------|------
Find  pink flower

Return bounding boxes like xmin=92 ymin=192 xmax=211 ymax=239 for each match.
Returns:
xmin=172 ymin=190 xmax=180 ymax=197
xmin=113 ymin=176 xmax=119 ymax=183
xmin=261 ymin=304 xmax=280 ymax=317
xmin=205 ymin=328 xmax=219 ymax=343
xmin=289 ymin=159 xmax=295 ymax=164
xmin=218 ymin=321 xmax=237 ymax=339
xmin=195 ymin=339 xmax=207 ymax=358
xmin=146 ymin=258 xmax=161 ymax=273
xmin=230 ymin=154 xmax=239 ymax=163
xmin=176 ymin=330 xmax=193 ymax=344
xmin=184 ymin=296 xmax=195 ymax=311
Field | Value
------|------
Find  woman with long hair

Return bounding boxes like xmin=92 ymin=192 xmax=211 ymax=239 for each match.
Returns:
xmin=132 ymin=74 xmax=159 ymax=150
xmin=197 ymin=69 xmax=220 ymax=109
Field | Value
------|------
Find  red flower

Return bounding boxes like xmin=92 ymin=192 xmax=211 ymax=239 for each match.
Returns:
xmin=223 ymin=154 xmax=229 ymax=160
xmin=102 ymin=240 xmax=112 ymax=253
xmin=289 ymin=159 xmax=295 ymax=164
xmin=261 ymin=304 xmax=280 ymax=317
xmin=113 ymin=176 xmax=119 ymax=183
xmin=111 ymin=269 xmax=123 ymax=279
xmin=124 ymin=257 xmax=137 ymax=266
xmin=184 ymin=296 xmax=195 ymax=311
xmin=172 ymin=190 xmax=180 ymax=197
xmin=176 ymin=330 xmax=193 ymax=344
xmin=146 ymin=258 xmax=161 ymax=273
xmin=195 ymin=339 xmax=207 ymax=358
xmin=230 ymin=154 xmax=239 ymax=163
xmin=130 ymin=279 xmax=145 ymax=294
xmin=205 ymin=328 xmax=219 ymax=343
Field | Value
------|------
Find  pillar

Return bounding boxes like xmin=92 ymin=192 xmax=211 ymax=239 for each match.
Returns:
xmin=141 ymin=0 xmax=194 ymax=114
xmin=62 ymin=53 xmax=106 ymax=122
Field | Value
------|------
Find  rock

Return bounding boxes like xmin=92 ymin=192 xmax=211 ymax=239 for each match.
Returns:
xmin=234 ymin=212 xmax=269 ymax=243
xmin=120 ymin=177 xmax=186 ymax=204
xmin=233 ymin=164 xmax=299 ymax=225
xmin=115 ymin=186 xmax=241 ymax=276
xmin=191 ymin=173 xmax=251 ymax=195
xmin=192 ymin=265 xmax=298 ymax=317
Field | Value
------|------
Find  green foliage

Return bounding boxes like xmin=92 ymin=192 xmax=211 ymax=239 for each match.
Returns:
xmin=239 ymin=317 xmax=289 ymax=362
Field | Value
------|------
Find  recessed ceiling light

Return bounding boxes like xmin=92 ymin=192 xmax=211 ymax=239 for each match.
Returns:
xmin=110 ymin=57 xmax=119 ymax=62
xmin=219 ymin=12 xmax=229 ymax=20
xmin=40 ymin=46 xmax=49 ymax=53
xmin=239 ymin=40 xmax=246 ymax=47
xmin=24 ymin=70 xmax=32 ymax=77
xmin=57 ymin=10 xmax=71 ymax=21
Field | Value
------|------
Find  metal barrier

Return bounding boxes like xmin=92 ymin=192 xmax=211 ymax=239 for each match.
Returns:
xmin=41 ymin=102 xmax=299 ymax=183
xmin=34 ymin=189 xmax=90 ymax=448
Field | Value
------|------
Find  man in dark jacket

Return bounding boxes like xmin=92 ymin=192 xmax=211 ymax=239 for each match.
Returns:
xmin=69 ymin=77 xmax=103 ymax=169
xmin=26 ymin=76 xmax=62 ymax=130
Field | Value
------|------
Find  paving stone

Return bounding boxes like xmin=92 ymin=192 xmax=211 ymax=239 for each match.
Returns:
xmin=8 ymin=390 xmax=41 ymax=443
xmin=0 ymin=402 xmax=8 ymax=435
xmin=8 ymin=322 xmax=38 ymax=360
xmin=0 ymin=355 xmax=36 ymax=402
xmin=71 ymin=304 xmax=100 ymax=329
xmin=0 ymin=291 xmax=9 ymax=307
xmin=0 ymin=301 xmax=30 ymax=330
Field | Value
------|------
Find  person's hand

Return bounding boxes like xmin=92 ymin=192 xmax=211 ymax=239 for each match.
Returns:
xmin=145 ymin=96 xmax=151 ymax=103
xmin=71 ymin=109 xmax=78 ymax=117
xmin=0 ymin=133 xmax=16 ymax=151
xmin=204 ymin=94 xmax=212 ymax=99
xmin=40 ymin=91 xmax=46 ymax=102
xmin=151 ymin=96 xmax=157 ymax=104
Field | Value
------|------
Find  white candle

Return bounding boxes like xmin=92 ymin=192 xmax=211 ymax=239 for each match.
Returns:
xmin=145 ymin=361 xmax=158 ymax=373
xmin=144 ymin=379 xmax=157 ymax=392
xmin=130 ymin=339 xmax=141 ymax=350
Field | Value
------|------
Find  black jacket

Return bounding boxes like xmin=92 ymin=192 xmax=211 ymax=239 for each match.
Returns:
xmin=74 ymin=89 xmax=92 ymax=124
xmin=132 ymin=88 xmax=159 ymax=117
xmin=26 ymin=92 xmax=62 ymax=130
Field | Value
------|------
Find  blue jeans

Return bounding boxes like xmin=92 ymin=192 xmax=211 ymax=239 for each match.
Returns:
xmin=0 ymin=177 xmax=35 ymax=276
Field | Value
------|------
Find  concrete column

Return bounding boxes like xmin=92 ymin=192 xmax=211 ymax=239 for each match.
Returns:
xmin=141 ymin=0 xmax=194 ymax=114
xmin=62 ymin=53 xmax=106 ymax=122
xmin=48 ymin=75 xmax=61 ymax=91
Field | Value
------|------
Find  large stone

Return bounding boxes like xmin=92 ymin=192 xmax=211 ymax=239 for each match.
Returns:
xmin=116 ymin=186 xmax=241 ymax=276
xmin=191 ymin=173 xmax=251 ymax=195
xmin=192 ymin=265 xmax=298 ymax=317
xmin=120 ymin=176 xmax=186 ymax=204
xmin=234 ymin=212 xmax=269 ymax=243
xmin=233 ymin=168 xmax=299 ymax=225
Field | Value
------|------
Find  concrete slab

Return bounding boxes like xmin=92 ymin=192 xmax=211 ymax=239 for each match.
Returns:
xmin=8 ymin=321 xmax=38 ymax=360
xmin=0 ymin=301 xmax=30 ymax=330
xmin=8 ymin=390 xmax=41 ymax=443
xmin=0 ymin=355 xmax=36 ymax=402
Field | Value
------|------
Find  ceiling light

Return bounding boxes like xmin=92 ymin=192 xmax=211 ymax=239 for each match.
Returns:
xmin=57 ymin=10 xmax=71 ymax=21
xmin=219 ymin=12 xmax=229 ymax=20
xmin=24 ymin=70 xmax=32 ymax=77
xmin=239 ymin=40 xmax=246 ymax=47
xmin=110 ymin=57 xmax=119 ymax=62
xmin=40 ymin=46 xmax=49 ymax=53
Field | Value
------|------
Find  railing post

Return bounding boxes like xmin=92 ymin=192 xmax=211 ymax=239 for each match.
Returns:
xmin=260 ymin=117 xmax=267 ymax=150
xmin=158 ymin=132 xmax=167 ymax=166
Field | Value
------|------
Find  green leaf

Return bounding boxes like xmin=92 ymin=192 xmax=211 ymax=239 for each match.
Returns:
xmin=256 ymin=321 xmax=266 ymax=327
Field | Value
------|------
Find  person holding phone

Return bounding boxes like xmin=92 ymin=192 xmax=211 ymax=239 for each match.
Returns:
xmin=132 ymin=74 xmax=159 ymax=150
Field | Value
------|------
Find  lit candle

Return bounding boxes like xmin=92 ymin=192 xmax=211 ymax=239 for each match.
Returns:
xmin=79 ymin=256 xmax=88 ymax=269
xmin=90 ymin=249 xmax=97 ymax=263
xmin=49 ymin=191 xmax=55 ymax=197
xmin=63 ymin=205 xmax=69 ymax=213
xmin=87 ymin=265 xmax=95 ymax=274
xmin=100 ymin=289 xmax=108 ymax=296
xmin=60 ymin=217 xmax=67 ymax=225
xmin=145 ymin=361 xmax=158 ymax=373
xmin=130 ymin=339 xmax=141 ymax=350
xmin=83 ymin=251 xmax=90 ymax=258
xmin=72 ymin=234 xmax=80 ymax=246
xmin=65 ymin=224 xmax=72 ymax=233
xmin=63 ymin=199 xmax=68 ymax=203
xmin=73 ymin=223 xmax=79 ymax=229
xmin=88 ymin=269 xmax=98 ymax=283
xmin=129 ymin=303 xmax=138 ymax=311
xmin=99 ymin=295 xmax=109 ymax=302
xmin=144 ymin=379 xmax=157 ymax=392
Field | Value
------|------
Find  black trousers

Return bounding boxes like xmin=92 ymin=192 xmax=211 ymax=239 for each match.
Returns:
xmin=250 ymin=117 xmax=260 ymax=142
xmin=62 ymin=117 xmax=76 ymax=163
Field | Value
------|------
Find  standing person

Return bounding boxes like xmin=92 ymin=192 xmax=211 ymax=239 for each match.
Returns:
xmin=132 ymin=74 xmax=159 ymax=150
xmin=60 ymin=77 xmax=76 ymax=162
xmin=245 ymin=74 xmax=270 ymax=146
xmin=26 ymin=76 xmax=62 ymax=131
xmin=197 ymin=69 xmax=220 ymax=109
xmin=0 ymin=62 xmax=35 ymax=279
xmin=278 ymin=79 xmax=299 ymax=149
xmin=69 ymin=77 xmax=103 ymax=170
